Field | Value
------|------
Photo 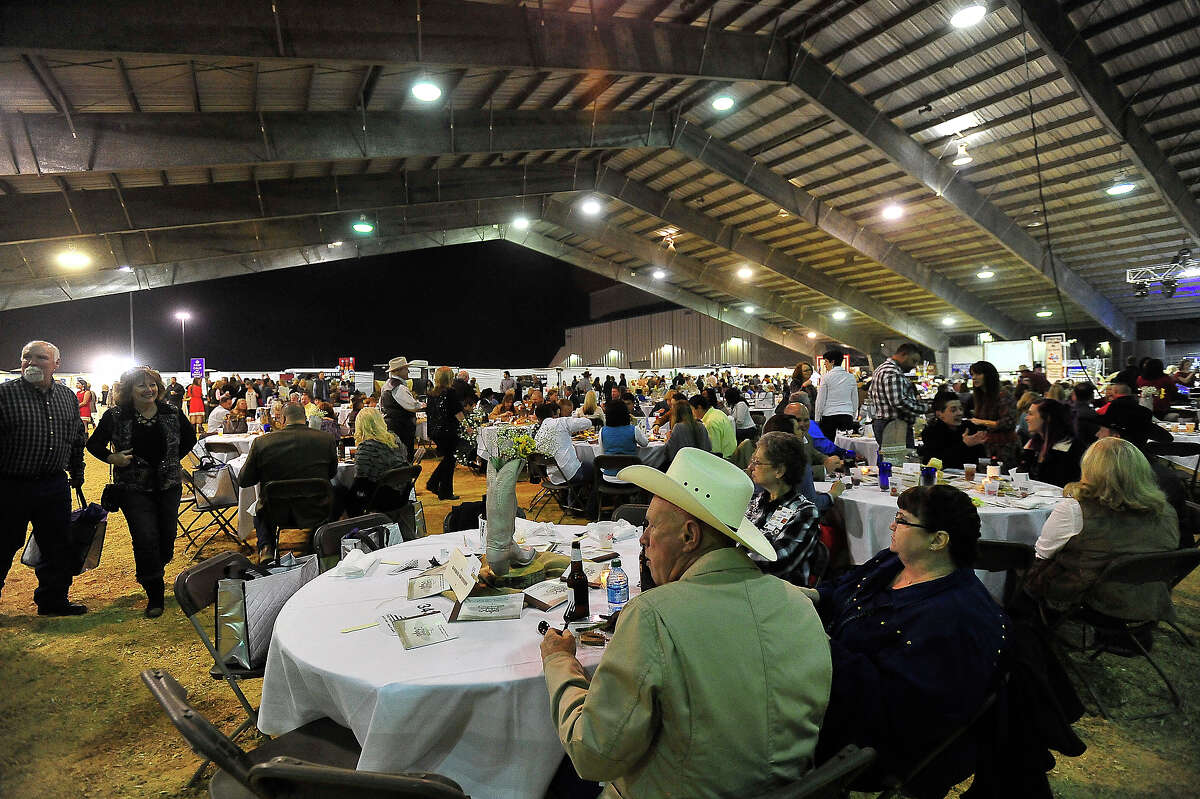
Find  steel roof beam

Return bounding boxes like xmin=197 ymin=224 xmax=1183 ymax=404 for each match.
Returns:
xmin=784 ymin=40 xmax=1135 ymax=340
xmin=1003 ymin=0 xmax=1200 ymax=247
xmin=541 ymin=198 xmax=873 ymax=354
xmin=0 ymin=109 xmax=673 ymax=177
xmin=591 ymin=167 xmax=947 ymax=349
xmin=0 ymin=0 xmax=792 ymax=82
xmin=669 ymin=118 xmax=1025 ymax=340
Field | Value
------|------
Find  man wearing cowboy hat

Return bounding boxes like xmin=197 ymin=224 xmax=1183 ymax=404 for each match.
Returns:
xmin=540 ymin=447 xmax=831 ymax=798
xmin=380 ymin=357 xmax=424 ymax=456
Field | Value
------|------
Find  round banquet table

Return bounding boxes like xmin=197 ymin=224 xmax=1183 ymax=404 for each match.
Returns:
xmin=834 ymin=431 xmax=877 ymax=465
xmin=192 ymin=432 xmax=261 ymax=461
xmin=258 ymin=527 xmax=642 ymax=799
xmin=826 ymin=476 xmax=1062 ymax=599
xmin=1157 ymin=427 xmax=1200 ymax=471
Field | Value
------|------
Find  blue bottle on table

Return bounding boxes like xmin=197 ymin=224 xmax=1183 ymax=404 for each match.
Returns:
xmin=607 ymin=559 xmax=629 ymax=614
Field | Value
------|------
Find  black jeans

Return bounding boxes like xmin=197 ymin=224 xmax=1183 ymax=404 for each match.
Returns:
xmin=120 ymin=484 xmax=183 ymax=583
xmin=0 ymin=474 xmax=74 ymax=609
xmin=818 ymin=414 xmax=855 ymax=441
xmin=427 ymin=435 xmax=459 ymax=498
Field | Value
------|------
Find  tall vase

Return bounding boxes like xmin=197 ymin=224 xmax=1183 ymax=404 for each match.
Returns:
xmin=486 ymin=458 xmax=536 ymax=575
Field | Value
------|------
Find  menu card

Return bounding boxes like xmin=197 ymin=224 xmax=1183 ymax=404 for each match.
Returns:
xmin=406 ymin=573 xmax=448 ymax=600
xmin=387 ymin=611 xmax=456 ymax=650
xmin=444 ymin=548 xmax=482 ymax=603
xmin=524 ymin=579 xmax=570 ymax=611
xmin=449 ymin=593 xmax=525 ymax=622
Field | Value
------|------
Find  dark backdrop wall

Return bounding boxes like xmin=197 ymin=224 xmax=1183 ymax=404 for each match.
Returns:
xmin=0 ymin=240 xmax=614 ymax=374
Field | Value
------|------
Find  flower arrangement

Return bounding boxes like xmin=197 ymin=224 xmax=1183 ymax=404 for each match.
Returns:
xmin=490 ymin=425 xmax=537 ymax=470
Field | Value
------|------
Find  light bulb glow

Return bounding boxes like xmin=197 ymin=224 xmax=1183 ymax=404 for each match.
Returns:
xmin=737 ymin=266 xmax=753 ymax=279
xmin=652 ymin=269 xmax=666 ymax=279
xmin=942 ymin=316 xmax=955 ymax=327
xmin=328 ymin=240 xmax=343 ymax=247
xmin=806 ymin=331 xmax=818 ymax=339
xmin=511 ymin=216 xmax=530 ymax=230
xmin=1035 ymin=309 xmax=1054 ymax=318
xmin=950 ymin=5 xmax=987 ymax=28
xmin=580 ymin=198 xmax=602 ymax=216
xmin=951 ymin=142 xmax=973 ymax=166
xmin=743 ymin=305 xmax=756 ymax=314
xmin=411 ymin=81 xmax=442 ymax=102
xmin=976 ymin=270 xmax=994 ymax=279
xmin=832 ymin=310 xmax=847 ymax=320
xmin=352 ymin=214 xmax=374 ymax=234
xmin=56 ymin=250 xmax=91 ymax=269
xmin=174 ymin=311 xmax=191 ymax=321
xmin=118 ymin=265 xmax=133 ymax=272
xmin=882 ymin=203 xmax=904 ymax=220
xmin=711 ymin=95 xmax=735 ymax=111
xmin=1105 ymin=180 xmax=1135 ymax=196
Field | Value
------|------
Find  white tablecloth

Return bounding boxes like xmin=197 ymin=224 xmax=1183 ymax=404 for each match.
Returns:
xmin=1159 ymin=431 xmax=1199 ymax=471
xmin=828 ymin=478 xmax=1060 ymax=599
xmin=192 ymin=432 xmax=261 ymax=461
xmin=259 ymin=527 xmax=642 ymax=799
xmin=475 ymin=426 xmax=667 ymax=470
xmin=835 ymin=432 xmax=877 ymax=465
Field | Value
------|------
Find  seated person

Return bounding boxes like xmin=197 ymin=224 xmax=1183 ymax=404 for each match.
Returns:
xmin=649 ymin=389 xmax=678 ymax=430
xmin=808 ymin=485 xmax=1008 ymax=797
xmin=317 ymin=401 xmax=341 ymax=439
xmin=1017 ymin=398 xmax=1084 ymax=488
xmin=919 ymin=392 xmax=987 ymax=467
xmin=783 ymin=403 xmax=847 ymax=472
xmin=622 ymin=392 xmax=645 ymax=418
xmin=238 ymin=402 xmax=338 ymax=560
xmin=532 ymin=401 xmax=593 ymax=485
xmin=573 ymin=389 xmax=605 ymax=425
xmin=489 ymin=389 xmax=518 ymax=421
xmin=726 ymin=388 xmax=758 ymax=444
xmin=345 ymin=395 xmax=364 ymax=432
xmin=762 ymin=413 xmax=843 ymax=513
xmin=205 ymin=393 xmax=233 ymax=433
xmin=598 ymin=399 xmax=649 ymax=475
xmin=1025 ymin=436 xmax=1179 ymax=624
xmin=1068 ymin=382 xmax=1099 ymax=444
xmin=540 ymin=448 xmax=831 ymax=797
xmin=477 ymin=388 xmax=496 ymax=415
xmin=221 ymin=399 xmax=250 ymax=434
xmin=664 ymin=399 xmax=711 ymax=467
xmin=745 ymin=432 xmax=822 ymax=586
xmin=690 ymin=393 xmax=736 ymax=459
xmin=344 ymin=407 xmax=410 ymax=515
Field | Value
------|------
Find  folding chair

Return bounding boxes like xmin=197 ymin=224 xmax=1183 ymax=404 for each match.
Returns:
xmin=312 ymin=513 xmax=395 ymax=573
xmin=593 ymin=455 xmax=643 ymax=521
xmin=249 ymin=757 xmax=469 ymax=798
xmin=1043 ymin=548 xmax=1200 ymax=719
xmin=974 ymin=540 xmax=1035 ymax=609
xmin=527 ymin=453 xmax=576 ymax=523
xmin=1144 ymin=441 xmax=1200 ymax=496
xmin=172 ymin=552 xmax=262 ymax=787
xmin=260 ymin=478 xmax=335 ymax=561
xmin=366 ymin=464 xmax=422 ymax=515
xmin=141 ymin=668 xmax=361 ymax=799
xmin=180 ymin=461 xmax=245 ymax=560
xmin=757 ymin=745 xmax=876 ymax=799
xmin=611 ymin=503 xmax=648 ymax=528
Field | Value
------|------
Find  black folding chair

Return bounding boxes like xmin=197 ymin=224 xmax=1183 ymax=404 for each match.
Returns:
xmin=260 ymin=478 xmax=336 ymax=560
xmin=757 ymin=745 xmax=876 ymax=799
xmin=974 ymin=540 xmax=1035 ymax=609
xmin=1144 ymin=441 xmax=1200 ymax=496
xmin=611 ymin=503 xmax=648 ymax=528
xmin=1043 ymin=548 xmax=1200 ymax=719
xmin=249 ymin=757 xmax=469 ymax=799
xmin=527 ymin=453 xmax=575 ymax=523
xmin=593 ymin=455 xmax=643 ymax=521
xmin=366 ymin=464 xmax=422 ymax=515
xmin=141 ymin=668 xmax=361 ymax=799
xmin=180 ymin=463 xmax=246 ymax=560
xmin=311 ymin=513 xmax=395 ymax=573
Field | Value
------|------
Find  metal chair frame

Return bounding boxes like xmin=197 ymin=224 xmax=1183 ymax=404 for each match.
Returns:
xmin=259 ymin=478 xmax=336 ymax=561
xmin=757 ymin=745 xmax=876 ymax=799
xmin=311 ymin=513 xmax=395 ymax=573
xmin=592 ymin=454 xmax=643 ymax=521
xmin=526 ymin=453 xmax=576 ymax=523
xmin=179 ymin=463 xmax=246 ymax=560
xmin=248 ymin=756 xmax=469 ymax=799
xmin=974 ymin=540 xmax=1035 ymax=609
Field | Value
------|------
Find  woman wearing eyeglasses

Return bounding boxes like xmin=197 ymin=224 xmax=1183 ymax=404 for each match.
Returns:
xmin=744 ymin=432 xmax=822 ymax=586
xmin=803 ymin=485 xmax=1007 ymax=796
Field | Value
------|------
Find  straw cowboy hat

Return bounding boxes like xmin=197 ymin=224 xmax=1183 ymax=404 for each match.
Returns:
xmin=618 ymin=447 xmax=777 ymax=561
xmin=387 ymin=356 xmax=409 ymax=374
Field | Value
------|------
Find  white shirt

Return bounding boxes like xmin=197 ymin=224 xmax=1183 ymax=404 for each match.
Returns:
xmin=206 ymin=405 xmax=230 ymax=433
xmin=814 ymin=366 xmax=858 ymax=421
xmin=534 ymin=416 xmax=592 ymax=481
xmin=731 ymin=400 xmax=755 ymax=430
xmin=388 ymin=379 xmax=422 ymax=412
xmin=1034 ymin=498 xmax=1084 ymax=560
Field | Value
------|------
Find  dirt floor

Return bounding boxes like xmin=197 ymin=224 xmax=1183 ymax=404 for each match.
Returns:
xmin=1 ymin=460 xmax=1197 ymax=798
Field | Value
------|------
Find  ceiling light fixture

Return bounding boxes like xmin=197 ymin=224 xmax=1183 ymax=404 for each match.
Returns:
xmin=881 ymin=203 xmax=904 ymax=221
xmin=951 ymin=140 xmax=973 ymax=166
xmin=579 ymin=197 xmax=602 ymax=216
xmin=411 ymin=79 xmax=442 ymax=103
xmin=511 ymin=216 xmax=530 ymax=231
xmin=1035 ymin=308 xmax=1054 ymax=318
xmin=117 ymin=265 xmax=133 ymax=272
xmin=743 ymin=305 xmax=756 ymax=314
xmin=351 ymin=215 xmax=374 ymax=234
xmin=711 ymin=95 xmax=735 ymax=112
xmin=328 ymin=240 xmax=343 ymax=248
xmin=1134 ymin=282 xmax=1150 ymax=297
xmin=737 ymin=266 xmax=753 ymax=279
xmin=652 ymin=269 xmax=666 ymax=279
xmin=950 ymin=4 xmax=987 ymax=28
xmin=56 ymin=248 xmax=90 ymax=269
xmin=1105 ymin=172 xmax=1136 ymax=196
xmin=942 ymin=316 xmax=955 ymax=327
xmin=1161 ymin=279 xmax=1178 ymax=299
xmin=976 ymin=269 xmax=994 ymax=279
xmin=806 ymin=331 xmax=818 ymax=339
xmin=832 ymin=310 xmax=847 ymax=320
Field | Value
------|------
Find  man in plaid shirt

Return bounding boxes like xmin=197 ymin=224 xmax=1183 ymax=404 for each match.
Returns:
xmin=0 ymin=340 xmax=89 ymax=615
xmin=868 ymin=342 xmax=929 ymax=449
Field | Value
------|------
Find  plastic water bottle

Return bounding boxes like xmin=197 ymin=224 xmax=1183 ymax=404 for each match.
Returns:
xmin=607 ymin=558 xmax=629 ymax=614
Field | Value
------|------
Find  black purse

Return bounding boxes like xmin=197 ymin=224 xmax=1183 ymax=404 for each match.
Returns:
xmin=100 ymin=482 xmax=123 ymax=512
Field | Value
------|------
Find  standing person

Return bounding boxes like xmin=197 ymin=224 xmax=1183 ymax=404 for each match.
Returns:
xmin=725 ymin=388 xmax=758 ymax=444
xmin=499 ymin=370 xmax=516 ymax=395
xmin=969 ymin=360 xmax=1019 ymax=468
xmin=76 ymin=378 xmax=96 ymax=428
xmin=243 ymin=379 xmax=258 ymax=412
xmin=312 ymin=372 xmax=330 ymax=402
xmin=814 ymin=349 xmax=858 ymax=439
xmin=85 ymin=367 xmax=195 ymax=618
xmin=868 ymin=343 xmax=929 ymax=448
xmin=0 ymin=340 xmax=88 ymax=616
xmin=185 ymin=378 xmax=206 ymax=433
xmin=380 ymin=356 xmax=424 ymax=457
xmin=165 ymin=376 xmax=186 ymax=409
xmin=425 ymin=366 xmax=465 ymax=501
xmin=1136 ymin=358 xmax=1183 ymax=419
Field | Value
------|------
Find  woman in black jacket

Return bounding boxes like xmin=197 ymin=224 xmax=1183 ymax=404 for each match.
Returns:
xmin=86 ymin=367 xmax=196 ymax=617
xmin=1018 ymin=398 xmax=1084 ymax=488
xmin=424 ymin=366 xmax=465 ymax=501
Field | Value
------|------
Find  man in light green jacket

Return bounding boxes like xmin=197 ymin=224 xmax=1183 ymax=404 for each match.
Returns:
xmin=541 ymin=448 xmax=832 ymax=798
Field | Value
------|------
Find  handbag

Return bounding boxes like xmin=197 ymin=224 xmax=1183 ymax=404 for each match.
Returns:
xmin=21 ymin=488 xmax=108 ymax=575
xmin=215 ymin=554 xmax=318 ymax=670
xmin=100 ymin=469 xmax=123 ymax=512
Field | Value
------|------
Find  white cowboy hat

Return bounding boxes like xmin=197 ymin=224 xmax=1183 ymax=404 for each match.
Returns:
xmin=618 ymin=447 xmax=777 ymax=561
xmin=387 ymin=356 xmax=409 ymax=374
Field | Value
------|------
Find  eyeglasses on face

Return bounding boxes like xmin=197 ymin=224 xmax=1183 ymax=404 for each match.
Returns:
xmin=893 ymin=512 xmax=932 ymax=531
xmin=748 ymin=457 xmax=775 ymax=469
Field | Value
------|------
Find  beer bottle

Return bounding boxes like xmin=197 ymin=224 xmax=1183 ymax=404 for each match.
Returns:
xmin=564 ymin=540 xmax=590 ymax=622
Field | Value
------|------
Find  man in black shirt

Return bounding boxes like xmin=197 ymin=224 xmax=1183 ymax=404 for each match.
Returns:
xmin=166 ymin=376 xmax=186 ymax=408
xmin=0 ymin=340 xmax=88 ymax=615
xmin=919 ymin=392 xmax=988 ymax=468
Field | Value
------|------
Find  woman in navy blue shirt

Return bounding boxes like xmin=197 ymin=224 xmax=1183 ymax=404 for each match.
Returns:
xmin=598 ymin=399 xmax=647 ymax=475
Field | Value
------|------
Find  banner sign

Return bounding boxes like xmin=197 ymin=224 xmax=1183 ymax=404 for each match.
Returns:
xmin=190 ymin=358 xmax=205 ymax=379
xmin=338 ymin=357 xmax=355 ymax=383
xmin=1043 ymin=334 xmax=1066 ymax=382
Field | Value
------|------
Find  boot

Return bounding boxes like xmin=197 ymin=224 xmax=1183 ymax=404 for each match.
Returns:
xmin=142 ymin=578 xmax=165 ymax=619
